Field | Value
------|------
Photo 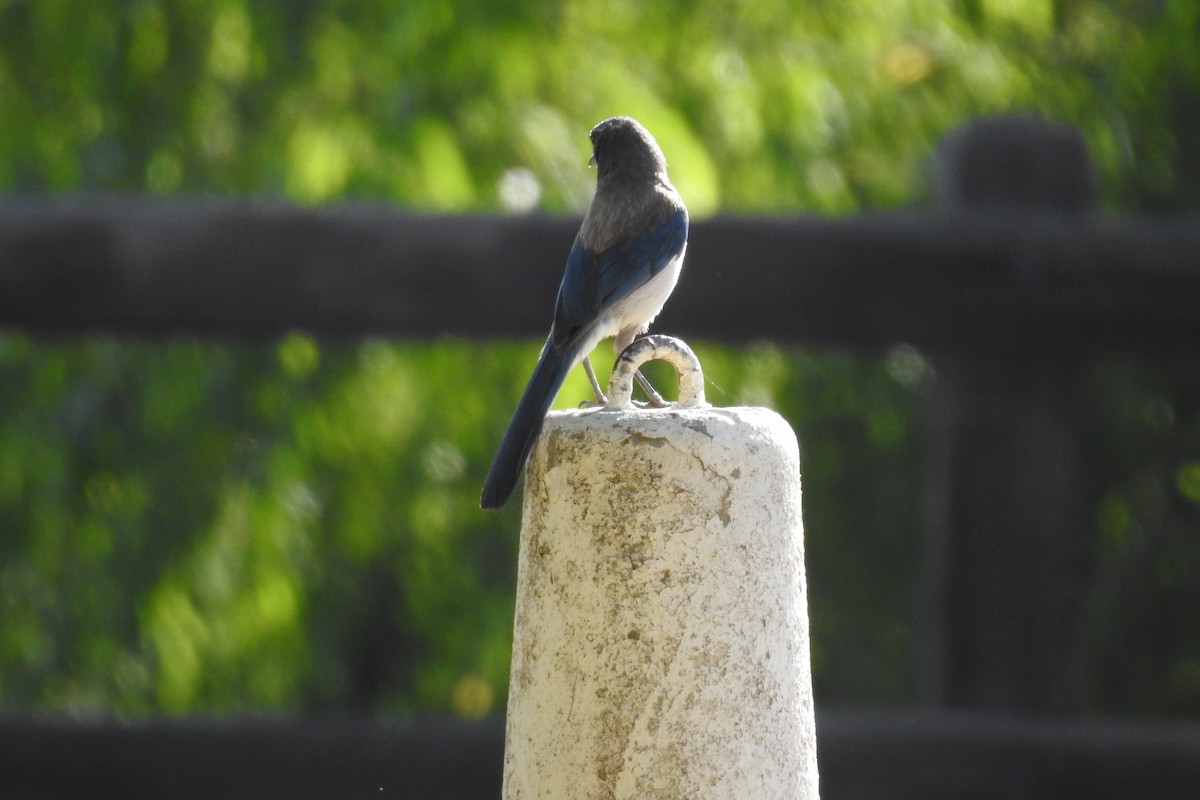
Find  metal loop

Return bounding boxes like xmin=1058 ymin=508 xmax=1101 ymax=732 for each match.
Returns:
xmin=606 ymin=335 xmax=707 ymax=410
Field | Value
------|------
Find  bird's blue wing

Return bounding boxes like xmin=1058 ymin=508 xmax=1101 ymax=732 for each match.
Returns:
xmin=596 ymin=207 xmax=688 ymax=307
xmin=551 ymin=208 xmax=687 ymax=349
xmin=551 ymin=242 xmax=600 ymax=347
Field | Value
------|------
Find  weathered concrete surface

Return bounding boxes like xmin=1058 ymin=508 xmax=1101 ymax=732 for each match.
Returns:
xmin=503 ymin=405 xmax=818 ymax=799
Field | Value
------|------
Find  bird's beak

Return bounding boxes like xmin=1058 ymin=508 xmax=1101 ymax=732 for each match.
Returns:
xmin=588 ymin=154 xmax=597 ymax=168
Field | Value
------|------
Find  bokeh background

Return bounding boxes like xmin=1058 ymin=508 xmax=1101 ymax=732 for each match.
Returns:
xmin=1 ymin=0 xmax=1198 ymax=722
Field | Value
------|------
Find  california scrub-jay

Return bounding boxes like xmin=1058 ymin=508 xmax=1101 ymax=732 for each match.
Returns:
xmin=480 ymin=116 xmax=689 ymax=510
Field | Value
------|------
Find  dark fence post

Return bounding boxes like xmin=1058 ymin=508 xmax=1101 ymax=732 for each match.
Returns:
xmin=920 ymin=115 xmax=1099 ymax=711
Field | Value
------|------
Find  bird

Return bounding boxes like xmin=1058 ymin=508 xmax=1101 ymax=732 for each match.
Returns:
xmin=480 ymin=116 xmax=689 ymax=511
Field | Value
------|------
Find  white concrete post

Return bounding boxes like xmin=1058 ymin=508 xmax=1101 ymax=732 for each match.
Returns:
xmin=503 ymin=336 xmax=819 ymax=799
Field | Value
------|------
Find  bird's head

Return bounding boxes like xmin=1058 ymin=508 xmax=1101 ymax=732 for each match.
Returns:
xmin=587 ymin=116 xmax=668 ymax=183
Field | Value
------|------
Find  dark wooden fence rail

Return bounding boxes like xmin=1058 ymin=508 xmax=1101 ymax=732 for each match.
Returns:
xmin=3 ymin=198 xmax=1200 ymax=351
xmin=3 ymin=117 xmax=1200 ymax=797
xmin=3 ymin=711 xmax=1200 ymax=800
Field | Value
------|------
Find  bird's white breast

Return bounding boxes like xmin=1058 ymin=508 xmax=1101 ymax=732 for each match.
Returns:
xmin=602 ymin=244 xmax=686 ymax=352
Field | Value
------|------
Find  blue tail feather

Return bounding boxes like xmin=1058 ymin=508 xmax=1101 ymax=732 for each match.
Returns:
xmin=481 ymin=339 xmax=581 ymax=510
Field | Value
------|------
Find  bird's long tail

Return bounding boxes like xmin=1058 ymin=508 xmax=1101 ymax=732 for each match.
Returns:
xmin=481 ymin=338 xmax=582 ymax=510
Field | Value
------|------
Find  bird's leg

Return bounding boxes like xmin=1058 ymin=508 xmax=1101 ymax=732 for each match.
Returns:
xmin=580 ymin=356 xmax=608 ymax=407
xmin=634 ymin=369 xmax=671 ymax=408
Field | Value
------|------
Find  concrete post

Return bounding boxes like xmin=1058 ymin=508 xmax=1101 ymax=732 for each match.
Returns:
xmin=502 ymin=336 xmax=818 ymax=799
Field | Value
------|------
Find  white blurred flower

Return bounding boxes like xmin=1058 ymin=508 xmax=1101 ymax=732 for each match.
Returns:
xmin=498 ymin=167 xmax=542 ymax=213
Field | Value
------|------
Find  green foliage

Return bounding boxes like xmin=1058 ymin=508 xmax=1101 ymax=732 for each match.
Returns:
xmin=0 ymin=335 xmax=529 ymax=715
xmin=0 ymin=334 xmax=929 ymax=715
xmin=1081 ymin=359 xmax=1200 ymax=717
xmin=1 ymin=0 xmax=1199 ymax=719
xmin=1 ymin=0 xmax=1199 ymax=210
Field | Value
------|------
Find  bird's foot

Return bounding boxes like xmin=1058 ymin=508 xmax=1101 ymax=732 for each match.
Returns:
xmin=582 ymin=355 xmax=609 ymax=407
xmin=635 ymin=370 xmax=672 ymax=408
